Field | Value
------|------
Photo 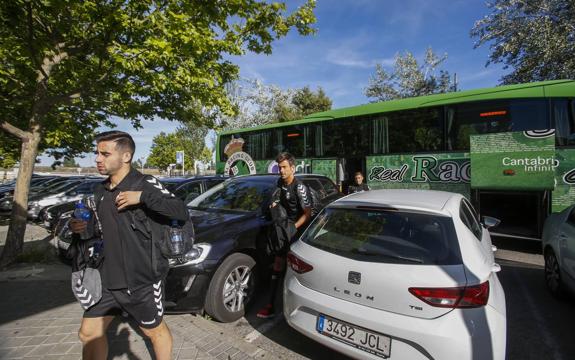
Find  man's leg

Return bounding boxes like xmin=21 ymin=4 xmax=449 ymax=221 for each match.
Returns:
xmin=78 ymin=315 xmax=115 ymax=360
xmin=139 ymin=320 xmax=173 ymax=360
xmin=257 ymin=255 xmax=286 ymax=318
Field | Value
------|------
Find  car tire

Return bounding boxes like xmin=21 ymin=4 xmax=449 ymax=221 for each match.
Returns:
xmin=544 ymin=249 xmax=565 ymax=299
xmin=204 ymin=253 xmax=256 ymax=323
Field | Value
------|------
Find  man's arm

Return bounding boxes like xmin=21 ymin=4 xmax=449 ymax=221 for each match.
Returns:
xmin=295 ymin=182 xmax=312 ymax=229
xmin=115 ymin=176 xmax=188 ymax=221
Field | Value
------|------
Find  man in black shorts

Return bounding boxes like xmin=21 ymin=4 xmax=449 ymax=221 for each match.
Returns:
xmin=257 ymin=152 xmax=312 ymax=318
xmin=70 ymin=131 xmax=188 ymax=360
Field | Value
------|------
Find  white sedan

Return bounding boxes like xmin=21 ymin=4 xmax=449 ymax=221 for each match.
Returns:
xmin=284 ymin=189 xmax=506 ymax=360
xmin=542 ymin=205 xmax=575 ymax=298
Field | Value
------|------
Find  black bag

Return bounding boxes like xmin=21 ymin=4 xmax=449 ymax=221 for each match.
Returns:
xmin=266 ymin=203 xmax=297 ymax=256
xmin=67 ymin=232 xmax=104 ymax=310
xmin=128 ymin=176 xmax=195 ymax=260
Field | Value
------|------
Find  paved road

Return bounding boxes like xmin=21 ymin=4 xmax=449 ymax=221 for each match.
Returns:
xmin=1 ymin=225 xmax=575 ymax=359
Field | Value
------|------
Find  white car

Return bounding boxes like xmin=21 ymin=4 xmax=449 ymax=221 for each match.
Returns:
xmin=284 ymin=189 xmax=506 ymax=360
xmin=542 ymin=205 xmax=575 ymax=298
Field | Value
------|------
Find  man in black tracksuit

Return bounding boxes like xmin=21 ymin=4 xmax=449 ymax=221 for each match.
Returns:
xmin=70 ymin=131 xmax=188 ymax=360
xmin=347 ymin=171 xmax=370 ymax=194
xmin=257 ymin=152 xmax=312 ymax=319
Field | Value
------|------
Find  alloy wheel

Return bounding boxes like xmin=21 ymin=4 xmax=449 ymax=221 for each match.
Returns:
xmin=222 ymin=265 xmax=252 ymax=313
xmin=544 ymin=251 xmax=561 ymax=294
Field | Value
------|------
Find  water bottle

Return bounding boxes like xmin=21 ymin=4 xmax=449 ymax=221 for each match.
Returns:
xmin=168 ymin=220 xmax=184 ymax=256
xmin=74 ymin=201 xmax=93 ymax=240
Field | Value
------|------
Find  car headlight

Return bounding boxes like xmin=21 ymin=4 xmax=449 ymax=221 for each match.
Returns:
xmin=169 ymin=243 xmax=211 ymax=267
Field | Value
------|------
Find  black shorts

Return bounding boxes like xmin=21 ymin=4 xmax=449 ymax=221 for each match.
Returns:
xmin=83 ymin=279 xmax=165 ymax=329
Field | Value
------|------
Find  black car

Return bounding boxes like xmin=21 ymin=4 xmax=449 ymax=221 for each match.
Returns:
xmin=55 ymin=174 xmax=341 ymax=322
xmin=160 ymin=175 xmax=227 ymax=204
xmin=164 ymin=174 xmax=342 ymax=322
xmin=44 ymin=175 xmax=226 ymax=232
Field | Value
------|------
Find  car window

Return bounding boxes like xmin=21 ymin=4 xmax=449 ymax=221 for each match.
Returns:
xmin=190 ymin=180 xmax=275 ymax=212
xmin=175 ymin=181 xmax=203 ymax=203
xmin=459 ymin=200 xmax=482 ymax=240
xmin=319 ymin=178 xmax=338 ymax=195
xmin=301 ymin=208 xmax=461 ymax=265
xmin=206 ymin=179 xmax=225 ymax=189
xmin=302 ymin=179 xmax=325 ymax=198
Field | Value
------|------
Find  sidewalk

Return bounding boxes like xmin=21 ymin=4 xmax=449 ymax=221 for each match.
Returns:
xmin=0 ymin=224 xmax=273 ymax=360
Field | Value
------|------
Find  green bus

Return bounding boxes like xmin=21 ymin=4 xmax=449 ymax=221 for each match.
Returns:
xmin=216 ymin=80 xmax=575 ymax=240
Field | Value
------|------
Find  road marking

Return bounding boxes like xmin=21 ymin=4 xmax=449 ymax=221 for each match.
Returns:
xmin=513 ymin=267 xmax=564 ymax=360
xmin=244 ymin=315 xmax=284 ymax=343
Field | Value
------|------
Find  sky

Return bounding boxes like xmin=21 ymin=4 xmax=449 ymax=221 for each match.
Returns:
xmin=41 ymin=0 xmax=507 ymax=167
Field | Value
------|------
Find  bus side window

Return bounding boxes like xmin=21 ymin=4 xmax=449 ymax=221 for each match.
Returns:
xmin=554 ymin=99 xmax=575 ymax=147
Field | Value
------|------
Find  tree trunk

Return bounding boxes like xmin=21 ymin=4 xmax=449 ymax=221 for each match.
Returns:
xmin=0 ymin=131 xmax=41 ymax=268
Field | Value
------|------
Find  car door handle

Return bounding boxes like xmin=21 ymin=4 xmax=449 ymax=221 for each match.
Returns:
xmin=491 ymin=263 xmax=501 ymax=273
xmin=492 ymin=245 xmax=497 ymax=252
xmin=559 ymin=233 xmax=568 ymax=239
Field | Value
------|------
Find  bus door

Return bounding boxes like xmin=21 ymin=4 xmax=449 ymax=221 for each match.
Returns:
xmin=473 ymin=189 xmax=548 ymax=240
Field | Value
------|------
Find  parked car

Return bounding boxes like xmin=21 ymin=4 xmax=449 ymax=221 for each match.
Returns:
xmin=42 ymin=176 xmax=224 ymax=232
xmin=27 ymin=179 xmax=102 ymax=220
xmin=284 ymin=189 xmax=506 ymax=360
xmin=0 ymin=175 xmax=59 ymax=200
xmin=56 ymin=174 xmax=343 ymax=322
xmin=542 ymin=205 xmax=575 ymax=298
xmin=160 ymin=175 xmax=227 ymax=203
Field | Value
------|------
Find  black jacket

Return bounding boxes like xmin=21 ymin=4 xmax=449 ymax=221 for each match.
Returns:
xmin=93 ymin=169 xmax=188 ymax=291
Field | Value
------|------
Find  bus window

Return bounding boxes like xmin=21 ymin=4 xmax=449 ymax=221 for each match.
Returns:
xmin=283 ymin=125 xmax=306 ymax=157
xmin=554 ymin=99 xmax=575 ymax=147
xmin=321 ymin=117 xmax=371 ymax=157
xmin=388 ymin=107 xmax=443 ymax=153
xmin=446 ymin=99 xmax=549 ymax=151
xmin=245 ymin=130 xmax=273 ymax=160
xmin=371 ymin=116 xmax=388 ymax=154
xmin=447 ymin=101 xmax=512 ymax=151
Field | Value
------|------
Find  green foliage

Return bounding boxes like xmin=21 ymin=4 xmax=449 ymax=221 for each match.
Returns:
xmin=147 ymin=127 xmax=208 ymax=171
xmin=0 ymin=0 xmax=317 ymax=156
xmin=221 ymin=79 xmax=332 ymax=129
xmin=62 ymin=157 xmax=78 ymax=167
xmin=364 ymin=47 xmax=455 ymax=102
xmin=471 ymin=0 xmax=575 ymax=84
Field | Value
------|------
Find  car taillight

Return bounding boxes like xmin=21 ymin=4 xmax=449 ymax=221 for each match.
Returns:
xmin=287 ymin=252 xmax=313 ymax=274
xmin=408 ymin=281 xmax=489 ymax=308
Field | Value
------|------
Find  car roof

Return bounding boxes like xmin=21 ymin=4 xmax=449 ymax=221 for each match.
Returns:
xmin=160 ymin=175 xmax=227 ymax=183
xmin=232 ymin=173 xmax=333 ymax=181
xmin=331 ymin=189 xmax=463 ymax=215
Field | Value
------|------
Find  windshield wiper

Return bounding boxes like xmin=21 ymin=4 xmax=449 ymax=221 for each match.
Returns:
xmin=353 ymin=248 xmax=423 ymax=264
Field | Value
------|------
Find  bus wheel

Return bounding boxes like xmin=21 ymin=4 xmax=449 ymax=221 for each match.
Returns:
xmin=544 ymin=249 xmax=565 ymax=299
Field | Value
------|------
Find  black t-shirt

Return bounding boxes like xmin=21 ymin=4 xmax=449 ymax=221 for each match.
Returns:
xmin=348 ymin=183 xmax=370 ymax=194
xmin=278 ymin=178 xmax=311 ymax=222
xmin=99 ymin=185 xmax=126 ymax=289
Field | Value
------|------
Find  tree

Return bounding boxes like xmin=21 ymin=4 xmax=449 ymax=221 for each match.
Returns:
xmin=364 ymin=47 xmax=454 ymax=102
xmin=220 ymin=79 xmax=332 ymax=129
xmin=471 ymin=0 xmax=575 ymax=84
xmin=0 ymin=0 xmax=316 ymax=267
xmin=279 ymin=86 xmax=332 ymax=122
xmin=147 ymin=127 xmax=208 ymax=173
xmin=63 ymin=157 xmax=78 ymax=167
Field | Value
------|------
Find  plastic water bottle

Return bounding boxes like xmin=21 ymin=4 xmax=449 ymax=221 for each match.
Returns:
xmin=168 ymin=220 xmax=184 ymax=256
xmin=74 ymin=201 xmax=93 ymax=240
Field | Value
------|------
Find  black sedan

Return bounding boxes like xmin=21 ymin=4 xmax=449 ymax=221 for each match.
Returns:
xmin=165 ymin=174 xmax=342 ymax=322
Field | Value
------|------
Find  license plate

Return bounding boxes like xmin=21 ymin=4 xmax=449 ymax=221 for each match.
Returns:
xmin=317 ymin=314 xmax=391 ymax=358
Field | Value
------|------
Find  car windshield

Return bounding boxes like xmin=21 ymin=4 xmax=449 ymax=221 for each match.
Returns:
xmin=301 ymin=208 xmax=462 ymax=265
xmin=189 ymin=179 xmax=274 ymax=212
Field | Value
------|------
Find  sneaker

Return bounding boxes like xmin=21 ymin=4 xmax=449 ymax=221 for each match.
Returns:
xmin=256 ymin=304 xmax=275 ymax=319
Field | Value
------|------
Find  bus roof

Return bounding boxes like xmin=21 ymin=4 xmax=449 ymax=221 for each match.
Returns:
xmin=219 ymin=79 xmax=574 ymax=135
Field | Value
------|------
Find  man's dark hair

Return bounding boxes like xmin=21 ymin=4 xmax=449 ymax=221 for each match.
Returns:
xmin=354 ymin=171 xmax=364 ymax=176
xmin=95 ymin=131 xmax=136 ymax=160
xmin=276 ymin=152 xmax=295 ymax=167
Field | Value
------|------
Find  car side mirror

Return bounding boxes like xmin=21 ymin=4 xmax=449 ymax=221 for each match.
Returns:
xmin=481 ymin=216 xmax=501 ymax=229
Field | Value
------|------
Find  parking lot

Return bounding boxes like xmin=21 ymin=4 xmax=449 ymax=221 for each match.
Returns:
xmin=1 ymin=224 xmax=575 ymax=359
